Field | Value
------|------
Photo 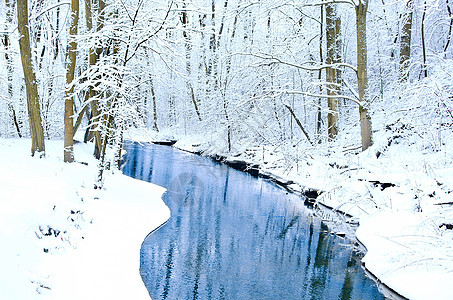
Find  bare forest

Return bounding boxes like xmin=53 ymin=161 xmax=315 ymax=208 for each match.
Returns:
xmin=1 ymin=0 xmax=451 ymax=168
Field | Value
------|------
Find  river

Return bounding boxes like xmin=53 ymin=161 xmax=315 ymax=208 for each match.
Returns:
xmin=122 ymin=141 xmax=385 ymax=299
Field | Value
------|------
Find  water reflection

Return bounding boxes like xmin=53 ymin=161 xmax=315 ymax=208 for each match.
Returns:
xmin=122 ymin=142 xmax=384 ymax=300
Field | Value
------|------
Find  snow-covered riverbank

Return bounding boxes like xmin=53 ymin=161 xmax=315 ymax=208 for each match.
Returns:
xmin=0 ymin=138 xmax=170 ymax=299
xmin=3 ymin=128 xmax=452 ymax=299
xmin=127 ymin=128 xmax=453 ymax=300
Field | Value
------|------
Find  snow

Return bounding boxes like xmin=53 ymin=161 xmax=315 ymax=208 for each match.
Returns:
xmin=357 ymin=211 xmax=453 ymax=300
xmin=4 ymin=125 xmax=452 ymax=299
xmin=0 ymin=138 xmax=170 ymax=300
xmin=130 ymin=128 xmax=453 ymax=300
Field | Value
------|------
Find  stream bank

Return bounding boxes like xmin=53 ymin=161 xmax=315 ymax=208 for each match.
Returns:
xmin=125 ymin=128 xmax=453 ymax=300
xmin=122 ymin=141 xmax=387 ymax=299
xmin=168 ymin=141 xmax=407 ymax=300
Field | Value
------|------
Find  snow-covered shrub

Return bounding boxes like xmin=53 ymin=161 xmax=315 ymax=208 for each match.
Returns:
xmin=383 ymin=59 xmax=453 ymax=153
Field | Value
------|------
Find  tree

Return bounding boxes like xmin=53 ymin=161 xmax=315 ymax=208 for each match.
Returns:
xmin=84 ymin=0 xmax=105 ymax=159
xmin=356 ymin=0 xmax=373 ymax=151
xmin=64 ymin=0 xmax=80 ymax=162
xmin=317 ymin=4 xmax=324 ymax=139
xmin=326 ymin=3 xmax=342 ymax=139
xmin=3 ymin=0 xmax=22 ymax=138
xmin=421 ymin=0 xmax=428 ymax=78
xmin=181 ymin=3 xmax=202 ymax=121
xmin=17 ymin=0 xmax=46 ymax=156
xmin=400 ymin=0 xmax=413 ymax=81
xmin=11 ymin=0 xmax=451 ymax=160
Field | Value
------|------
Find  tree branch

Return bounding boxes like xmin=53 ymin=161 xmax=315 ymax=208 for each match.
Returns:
xmin=124 ymin=0 xmax=174 ymax=64
xmin=284 ymin=90 xmax=363 ymax=107
xmin=72 ymin=104 xmax=88 ymax=138
xmin=299 ymin=0 xmax=355 ymax=8
xmin=283 ymin=104 xmax=313 ymax=146
xmin=245 ymin=53 xmax=357 ymax=73
xmin=35 ymin=2 xmax=71 ymax=20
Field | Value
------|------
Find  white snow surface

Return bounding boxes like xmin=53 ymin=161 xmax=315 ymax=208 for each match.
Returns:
xmin=0 ymin=138 xmax=170 ymax=300
xmin=127 ymin=128 xmax=453 ymax=300
xmin=356 ymin=211 xmax=453 ymax=300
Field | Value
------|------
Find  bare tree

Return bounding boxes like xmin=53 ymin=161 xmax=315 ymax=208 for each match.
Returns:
xmin=17 ymin=0 xmax=46 ymax=156
xmin=400 ymin=0 xmax=413 ymax=81
xmin=83 ymin=0 xmax=104 ymax=159
xmin=326 ymin=2 xmax=342 ymax=139
xmin=317 ymin=4 xmax=324 ymax=138
xmin=356 ymin=0 xmax=372 ymax=151
xmin=64 ymin=0 xmax=80 ymax=162
xmin=421 ymin=0 xmax=428 ymax=78
xmin=3 ymin=0 xmax=22 ymax=138
xmin=181 ymin=3 xmax=202 ymax=121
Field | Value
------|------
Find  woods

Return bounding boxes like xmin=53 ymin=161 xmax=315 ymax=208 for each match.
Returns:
xmin=1 ymin=0 xmax=452 ymax=165
xmin=2 ymin=1 xmax=453 ymax=298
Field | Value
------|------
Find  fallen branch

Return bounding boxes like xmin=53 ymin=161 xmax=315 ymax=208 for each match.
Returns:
xmin=283 ymin=104 xmax=313 ymax=146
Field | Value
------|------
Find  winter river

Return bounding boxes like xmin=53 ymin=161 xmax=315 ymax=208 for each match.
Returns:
xmin=121 ymin=141 xmax=385 ymax=299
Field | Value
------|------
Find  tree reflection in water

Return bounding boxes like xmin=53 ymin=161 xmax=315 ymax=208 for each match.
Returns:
xmin=122 ymin=142 xmax=384 ymax=300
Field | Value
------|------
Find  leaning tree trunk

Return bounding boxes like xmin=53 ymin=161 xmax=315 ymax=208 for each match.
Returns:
xmin=17 ymin=0 xmax=46 ymax=156
xmin=356 ymin=1 xmax=373 ymax=151
xmin=64 ymin=0 xmax=80 ymax=162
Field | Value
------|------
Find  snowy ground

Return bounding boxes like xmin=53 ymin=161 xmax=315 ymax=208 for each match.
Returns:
xmin=4 ymin=128 xmax=451 ymax=300
xmin=0 ymin=138 xmax=170 ymax=300
xmin=126 ymin=128 xmax=453 ymax=300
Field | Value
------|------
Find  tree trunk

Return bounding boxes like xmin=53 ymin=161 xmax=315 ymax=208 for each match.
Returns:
xmin=356 ymin=1 xmax=373 ymax=151
xmin=209 ymin=0 xmax=218 ymax=88
xmin=219 ymin=0 xmax=233 ymax=151
xmin=399 ymin=0 xmax=413 ymax=81
xmin=84 ymin=0 xmax=102 ymax=158
xmin=54 ymin=0 xmax=61 ymax=60
xmin=444 ymin=0 xmax=453 ymax=53
xmin=326 ymin=3 xmax=341 ymax=140
xmin=317 ymin=5 xmax=324 ymax=139
xmin=284 ymin=104 xmax=313 ymax=146
xmin=96 ymin=0 xmax=106 ymax=56
xmin=421 ymin=1 xmax=428 ymax=78
xmin=17 ymin=0 xmax=46 ymax=156
xmin=4 ymin=0 xmax=22 ymax=138
xmin=181 ymin=7 xmax=202 ymax=121
xmin=64 ymin=0 xmax=80 ymax=162
xmin=150 ymin=77 xmax=159 ymax=131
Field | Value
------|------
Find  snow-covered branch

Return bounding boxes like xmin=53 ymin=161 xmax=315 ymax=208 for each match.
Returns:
xmin=245 ymin=53 xmax=358 ymax=73
xmin=284 ymin=90 xmax=363 ymax=107
xmin=34 ymin=2 xmax=71 ymax=20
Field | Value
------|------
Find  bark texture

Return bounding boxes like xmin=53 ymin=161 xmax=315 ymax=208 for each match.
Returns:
xmin=17 ymin=0 xmax=46 ymax=156
xmin=400 ymin=0 xmax=413 ymax=81
xmin=64 ymin=0 xmax=80 ymax=162
xmin=326 ymin=3 xmax=341 ymax=139
xmin=84 ymin=0 xmax=103 ymax=158
xmin=356 ymin=1 xmax=373 ymax=151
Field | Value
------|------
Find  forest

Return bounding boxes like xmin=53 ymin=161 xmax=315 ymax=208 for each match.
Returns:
xmin=1 ymin=0 xmax=451 ymax=166
xmin=1 ymin=0 xmax=453 ymax=299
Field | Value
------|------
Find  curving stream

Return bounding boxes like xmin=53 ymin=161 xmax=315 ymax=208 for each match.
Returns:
xmin=122 ymin=141 xmax=385 ymax=300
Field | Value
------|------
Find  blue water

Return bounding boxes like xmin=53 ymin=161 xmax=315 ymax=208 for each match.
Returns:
xmin=122 ymin=142 xmax=385 ymax=300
